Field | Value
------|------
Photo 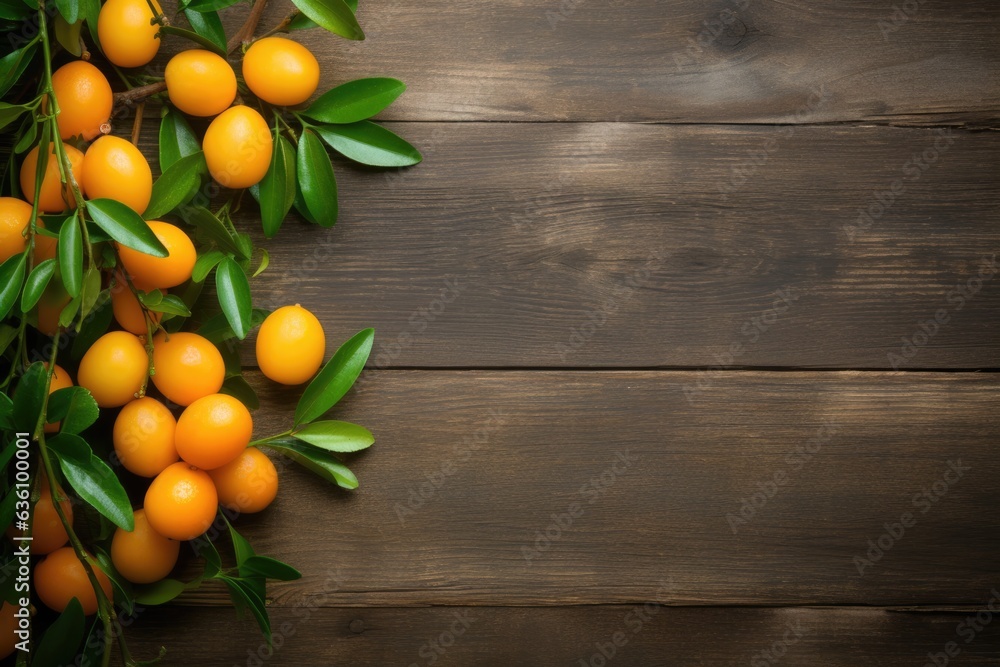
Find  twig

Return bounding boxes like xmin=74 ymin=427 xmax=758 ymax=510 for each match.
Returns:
xmin=130 ymin=101 xmax=145 ymax=145
xmin=113 ymin=81 xmax=166 ymax=108
xmin=227 ymin=0 xmax=270 ymax=53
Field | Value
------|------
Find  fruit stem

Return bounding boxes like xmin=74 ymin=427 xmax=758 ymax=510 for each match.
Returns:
xmin=112 ymin=81 xmax=166 ymax=109
xmin=227 ymin=0 xmax=270 ymax=53
xmin=130 ymin=101 xmax=145 ymax=146
xmin=255 ymin=12 xmax=295 ymax=41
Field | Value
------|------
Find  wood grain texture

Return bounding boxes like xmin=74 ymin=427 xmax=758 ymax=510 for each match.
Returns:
xmin=215 ymin=0 xmax=1000 ymax=124
xmin=171 ymin=370 xmax=1000 ymax=608
xmin=207 ymin=123 xmax=1000 ymax=369
xmin=125 ymin=605 xmax=1000 ymax=666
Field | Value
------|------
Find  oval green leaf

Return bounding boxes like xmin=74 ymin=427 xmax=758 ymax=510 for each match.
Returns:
xmin=48 ymin=433 xmax=135 ymax=531
xmin=145 ymin=151 xmax=207 ymax=220
xmin=216 ymin=257 xmax=252 ymax=340
xmin=0 ymin=252 xmax=26 ymax=321
xmin=292 ymin=420 xmax=374 ymax=452
xmin=312 ymin=120 xmax=421 ymax=167
xmin=32 ymin=598 xmax=85 ymax=667
xmin=303 ymin=78 xmax=405 ymax=124
xmin=86 ymin=199 xmax=168 ymax=257
xmin=240 ymin=556 xmax=302 ymax=581
xmin=296 ymin=129 xmax=338 ymax=227
xmin=180 ymin=205 xmax=248 ymax=259
xmin=259 ymin=134 xmax=296 ymax=238
xmin=289 ymin=0 xmax=363 ymax=40
xmin=294 ymin=328 xmax=373 ymax=425
xmin=183 ymin=8 xmax=227 ymax=51
xmin=192 ymin=249 xmax=225 ymax=283
xmin=158 ymin=24 xmax=226 ymax=55
xmin=159 ymin=108 xmax=200 ymax=171
xmin=46 ymin=386 xmax=99 ymax=434
xmin=266 ymin=439 xmax=359 ymax=489
xmin=58 ymin=218 xmax=83 ymax=298
xmin=20 ymin=257 xmax=55 ymax=312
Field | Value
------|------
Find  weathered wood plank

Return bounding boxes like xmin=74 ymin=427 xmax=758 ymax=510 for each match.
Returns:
xmin=216 ymin=0 xmax=1000 ymax=124
xmin=216 ymin=123 xmax=1000 ymax=369
xmin=174 ymin=370 xmax=1000 ymax=607
xmin=127 ymin=605 xmax=1000 ymax=666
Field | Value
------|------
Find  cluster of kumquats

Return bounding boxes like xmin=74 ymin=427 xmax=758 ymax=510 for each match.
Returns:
xmin=0 ymin=0 xmax=411 ymax=659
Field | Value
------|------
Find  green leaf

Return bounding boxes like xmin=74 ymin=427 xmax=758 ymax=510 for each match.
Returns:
xmin=0 ymin=102 xmax=31 ymax=133
xmin=0 ymin=43 xmax=38 ymax=98
xmin=94 ymin=548 xmax=135 ymax=616
xmin=71 ymin=295 xmax=113 ymax=359
xmin=241 ymin=556 xmax=302 ymax=581
xmin=294 ymin=328 xmax=373 ymax=425
xmin=32 ymin=598 xmax=85 ymax=667
xmin=183 ymin=0 xmax=240 ymax=11
xmin=134 ymin=578 xmax=188 ymax=606
xmin=0 ymin=0 xmax=30 ymax=19
xmin=192 ymin=536 xmax=222 ymax=578
xmin=143 ymin=293 xmax=192 ymax=317
xmin=46 ymin=386 xmax=99 ymax=434
xmin=266 ymin=439 xmax=358 ymax=489
xmin=158 ymin=24 xmax=227 ymax=56
xmin=223 ymin=514 xmax=255 ymax=566
xmin=220 ymin=375 xmax=259 ymax=410
xmin=0 ymin=392 xmax=13 ymax=430
xmin=55 ymin=0 xmax=79 ymax=24
xmin=58 ymin=218 xmax=83 ymax=298
xmin=313 ymin=120 xmax=421 ymax=167
xmin=286 ymin=12 xmax=318 ymax=31
xmin=20 ymin=257 xmax=56 ymax=312
xmin=12 ymin=362 xmax=46 ymax=433
xmin=303 ymin=78 xmax=405 ymax=124
xmin=252 ymin=247 xmax=269 ymax=278
xmin=192 ymin=249 xmax=225 ymax=283
xmin=215 ymin=258 xmax=252 ymax=340
xmin=183 ymin=8 xmax=227 ymax=51
xmin=296 ymin=130 xmax=338 ymax=227
xmin=289 ymin=0 xmax=363 ymax=40
xmin=86 ymin=199 xmax=168 ymax=257
xmin=197 ymin=308 xmax=269 ymax=344
xmin=14 ymin=115 xmax=38 ymax=154
xmin=0 ymin=252 xmax=26 ymax=320
xmin=221 ymin=576 xmax=271 ymax=643
xmin=145 ymin=151 xmax=207 ymax=220
xmin=180 ymin=206 xmax=248 ymax=259
xmin=54 ymin=16 xmax=84 ymax=56
xmin=259 ymin=135 xmax=296 ymax=238
xmin=78 ymin=266 xmax=103 ymax=323
xmin=292 ymin=420 xmax=374 ymax=452
xmin=48 ymin=433 xmax=134 ymax=531
xmin=159 ymin=108 xmax=200 ymax=171
xmin=80 ymin=0 xmax=100 ymax=43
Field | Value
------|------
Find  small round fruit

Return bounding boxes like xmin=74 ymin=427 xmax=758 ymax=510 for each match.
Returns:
xmin=165 ymin=50 xmax=237 ymax=117
xmin=82 ymin=135 xmax=153 ymax=214
xmin=113 ymin=397 xmax=178 ymax=477
xmin=151 ymin=332 xmax=224 ymax=406
xmin=111 ymin=276 xmax=162 ymax=335
xmin=34 ymin=547 xmax=113 ymax=615
xmin=77 ymin=331 xmax=148 ymax=407
xmin=20 ymin=143 xmax=84 ymax=213
xmin=203 ymin=105 xmax=272 ymax=189
xmin=208 ymin=447 xmax=278 ymax=514
xmin=242 ymin=37 xmax=320 ymax=107
xmin=117 ymin=221 xmax=196 ymax=289
xmin=44 ymin=363 xmax=73 ymax=434
xmin=98 ymin=0 xmax=163 ymax=68
xmin=0 ymin=603 xmax=16 ymax=659
xmin=6 ymin=483 xmax=72 ymax=554
xmin=144 ymin=462 xmax=218 ymax=541
xmin=0 ymin=197 xmax=32 ymax=263
xmin=175 ymin=394 xmax=252 ymax=470
xmin=35 ymin=283 xmax=70 ymax=336
xmin=50 ymin=61 xmax=113 ymax=141
xmin=111 ymin=509 xmax=180 ymax=584
xmin=255 ymin=304 xmax=325 ymax=385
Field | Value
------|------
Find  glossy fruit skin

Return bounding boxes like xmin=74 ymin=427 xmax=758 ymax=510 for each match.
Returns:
xmin=208 ymin=447 xmax=278 ymax=514
xmin=118 ymin=220 xmax=196 ymax=289
xmin=6 ymin=482 xmax=72 ymax=554
xmin=44 ymin=363 xmax=73 ymax=434
xmin=256 ymin=304 xmax=326 ymax=385
xmin=165 ymin=50 xmax=237 ymax=117
xmin=20 ymin=143 xmax=84 ymax=213
xmin=98 ymin=0 xmax=163 ymax=68
xmin=144 ymin=462 xmax=218 ymax=541
xmin=50 ymin=61 xmax=113 ymax=141
xmin=203 ymin=105 xmax=272 ymax=189
xmin=175 ymin=394 xmax=252 ymax=470
xmin=242 ymin=37 xmax=320 ymax=107
xmin=151 ymin=332 xmax=224 ymax=406
xmin=35 ymin=547 xmax=113 ymax=615
xmin=111 ymin=275 xmax=161 ymax=335
xmin=0 ymin=197 xmax=32 ymax=263
xmin=111 ymin=509 xmax=180 ymax=584
xmin=77 ymin=331 xmax=148 ymax=407
xmin=35 ymin=283 xmax=69 ymax=336
xmin=113 ymin=397 xmax=178 ymax=477
xmin=82 ymin=135 xmax=153 ymax=214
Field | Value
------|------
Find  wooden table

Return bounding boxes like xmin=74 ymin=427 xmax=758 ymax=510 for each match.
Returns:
xmin=131 ymin=0 xmax=1000 ymax=663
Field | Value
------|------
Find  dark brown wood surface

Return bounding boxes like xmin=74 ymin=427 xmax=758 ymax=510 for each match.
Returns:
xmin=130 ymin=0 xmax=999 ymax=663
